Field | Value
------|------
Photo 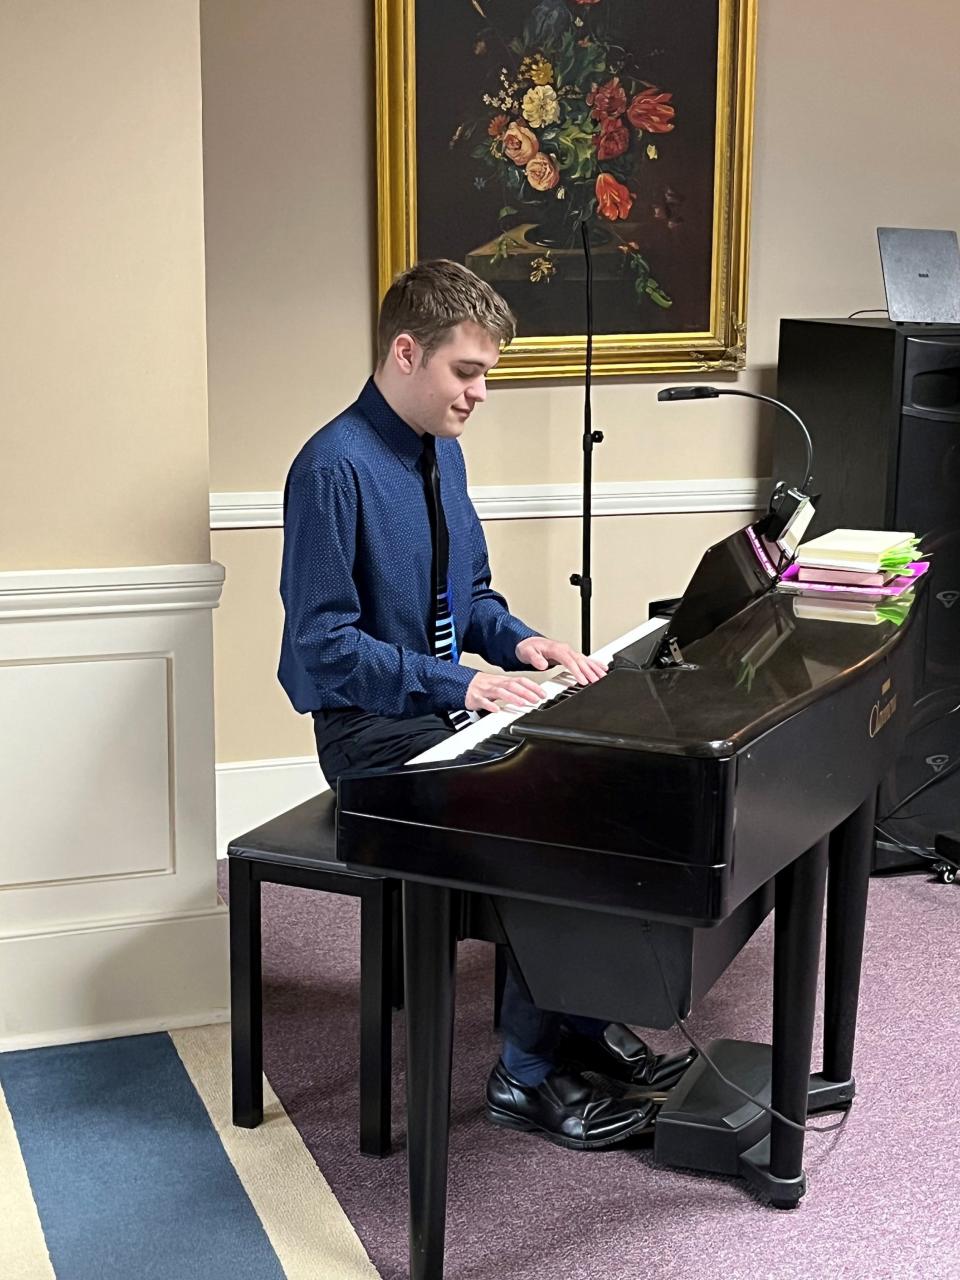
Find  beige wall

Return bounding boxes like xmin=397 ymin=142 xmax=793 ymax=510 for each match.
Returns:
xmin=200 ymin=0 xmax=376 ymax=495
xmin=202 ymin=0 xmax=960 ymax=763
xmin=211 ymin=526 xmax=314 ymax=761
xmin=1 ymin=0 xmax=211 ymax=572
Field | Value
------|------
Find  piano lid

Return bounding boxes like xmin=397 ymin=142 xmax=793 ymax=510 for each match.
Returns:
xmin=513 ymin=588 xmax=923 ymax=758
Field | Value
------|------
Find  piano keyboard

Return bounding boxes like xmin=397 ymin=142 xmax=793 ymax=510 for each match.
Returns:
xmin=406 ymin=615 xmax=667 ymax=769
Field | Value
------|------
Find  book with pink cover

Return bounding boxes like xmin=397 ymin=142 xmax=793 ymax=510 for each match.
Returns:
xmin=778 ymin=560 xmax=929 ymax=602
xmin=796 ymin=565 xmax=896 ymax=587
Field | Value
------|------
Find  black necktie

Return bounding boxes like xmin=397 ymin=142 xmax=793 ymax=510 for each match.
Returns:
xmin=421 ymin=434 xmax=477 ymax=728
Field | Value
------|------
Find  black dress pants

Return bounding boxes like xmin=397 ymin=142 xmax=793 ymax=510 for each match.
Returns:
xmin=312 ymin=707 xmax=569 ymax=1054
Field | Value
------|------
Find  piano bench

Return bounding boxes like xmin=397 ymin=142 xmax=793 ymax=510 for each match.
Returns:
xmin=226 ymin=790 xmax=401 ymax=1158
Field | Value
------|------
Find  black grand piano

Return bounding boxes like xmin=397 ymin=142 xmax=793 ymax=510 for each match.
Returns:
xmin=336 ymin=522 xmax=924 ymax=1280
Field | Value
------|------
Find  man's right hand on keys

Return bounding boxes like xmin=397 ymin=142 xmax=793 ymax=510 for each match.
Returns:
xmin=464 ymin=672 xmax=545 ymax=715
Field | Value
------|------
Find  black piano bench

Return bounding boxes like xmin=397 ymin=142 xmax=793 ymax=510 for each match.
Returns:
xmin=226 ymin=791 xmax=401 ymax=1158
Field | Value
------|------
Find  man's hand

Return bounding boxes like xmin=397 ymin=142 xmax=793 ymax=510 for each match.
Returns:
xmin=465 ymin=671 xmax=546 ymax=715
xmin=515 ymin=636 xmax=608 ymax=686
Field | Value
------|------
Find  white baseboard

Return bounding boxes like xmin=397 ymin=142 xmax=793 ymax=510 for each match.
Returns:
xmin=0 ymin=1010 xmax=230 ymax=1054
xmin=216 ymin=756 xmax=327 ymax=855
xmin=0 ymin=905 xmax=229 ymax=1052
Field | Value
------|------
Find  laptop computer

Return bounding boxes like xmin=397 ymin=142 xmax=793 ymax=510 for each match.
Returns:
xmin=877 ymin=227 xmax=960 ymax=324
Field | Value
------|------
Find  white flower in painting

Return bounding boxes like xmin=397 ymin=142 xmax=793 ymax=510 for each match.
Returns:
xmin=521 ymin=84 xmax=560 ymax=128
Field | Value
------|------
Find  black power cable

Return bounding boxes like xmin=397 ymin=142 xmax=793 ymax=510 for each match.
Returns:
xmin=877 ymin=748 xmax=960 ymax=823
xmin=874 ymin=822 xmax=944 ymax=864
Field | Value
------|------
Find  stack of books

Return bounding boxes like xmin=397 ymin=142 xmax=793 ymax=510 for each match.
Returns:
xmin=777 ymin=528 xmax=928 ymax=624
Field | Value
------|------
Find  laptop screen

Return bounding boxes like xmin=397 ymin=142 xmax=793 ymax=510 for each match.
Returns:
xmin=877 ymin=227 xmax=960 ymax=324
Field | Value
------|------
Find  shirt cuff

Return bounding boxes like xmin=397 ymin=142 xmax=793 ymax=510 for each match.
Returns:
xmin=431 ymin=660 xmax=476 ymax=711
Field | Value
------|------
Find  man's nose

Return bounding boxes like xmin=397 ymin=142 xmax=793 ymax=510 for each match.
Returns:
xmin=467 ymin=376 xmax=487 ymax=404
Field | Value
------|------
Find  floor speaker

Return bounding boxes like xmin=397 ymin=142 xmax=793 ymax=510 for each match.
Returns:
xmin=775 ymin=318 xmax=960 ymax=870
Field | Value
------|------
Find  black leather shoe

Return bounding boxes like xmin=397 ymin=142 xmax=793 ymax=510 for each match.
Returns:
xmin=557 ymin=1023 xmax=697 ymax=1099
xmin=485 ymin=1060 xmax=656 ymax=1151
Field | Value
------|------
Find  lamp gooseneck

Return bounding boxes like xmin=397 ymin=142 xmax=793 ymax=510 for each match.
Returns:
xmin=657 ymin=385 xmax=815 ymax=494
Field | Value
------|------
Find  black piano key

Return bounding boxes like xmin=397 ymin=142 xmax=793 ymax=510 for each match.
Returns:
xmin=460 ymin=744 xmax=511 ymax=763
xmin=452 ymin=732 xmax=522 ymax=765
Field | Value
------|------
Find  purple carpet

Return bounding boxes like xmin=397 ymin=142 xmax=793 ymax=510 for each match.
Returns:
xmin=219 ymin=864 xmax=960 ymax=1279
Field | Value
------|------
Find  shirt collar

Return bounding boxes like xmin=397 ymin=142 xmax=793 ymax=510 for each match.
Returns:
xmin=357 ymin=377 xmax=427 ymax=472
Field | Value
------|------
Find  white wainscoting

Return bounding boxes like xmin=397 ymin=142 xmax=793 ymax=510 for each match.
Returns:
xmin=210 ymin=477 xmax=769 ymax=529
xmin=0 ymin=563 xmax=229 ymax=1050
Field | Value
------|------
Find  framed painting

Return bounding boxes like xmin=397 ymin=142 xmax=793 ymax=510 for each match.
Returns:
xmin=375 ymin=0 xmax=757 ymax=379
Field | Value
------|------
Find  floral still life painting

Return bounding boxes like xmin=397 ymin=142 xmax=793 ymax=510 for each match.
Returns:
xmin=469 ymin=13 xmax=677 ymax=310
xmin=376 ymin=0 xmax=756 ymax=377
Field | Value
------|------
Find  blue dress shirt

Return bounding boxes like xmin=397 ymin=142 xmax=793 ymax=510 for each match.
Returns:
xmin=278 ymin=378 xmax=539 ymax=718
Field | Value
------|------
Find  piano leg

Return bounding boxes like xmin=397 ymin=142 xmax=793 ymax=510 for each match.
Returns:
xmin=809 ymin=791 xmax=878 ymax=1111
xmin=741 ymin=835 xmax=829 ymax=1208
xmin=403 ymin=881 xmax=458 ymax=1280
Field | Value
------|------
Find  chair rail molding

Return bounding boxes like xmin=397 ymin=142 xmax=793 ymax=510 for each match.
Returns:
xmin=0 ymin=562 xmax=225 ymax=618
xmin=210 ymin=478 xmax=770 ymax=529
xmin=0 ymin=562 xmax=229 ymax=1050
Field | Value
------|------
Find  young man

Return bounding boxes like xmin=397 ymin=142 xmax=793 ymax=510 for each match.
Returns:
xmin=279 ymin=259 xmax=692 ymax=1149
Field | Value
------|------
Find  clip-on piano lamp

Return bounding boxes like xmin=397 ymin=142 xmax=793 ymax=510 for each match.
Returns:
xmin=656 ymin=386 xmax=817 ymax=563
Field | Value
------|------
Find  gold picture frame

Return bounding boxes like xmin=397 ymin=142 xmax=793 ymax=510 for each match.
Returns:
xmin=375 ymin=0 xmax=758 ymax=380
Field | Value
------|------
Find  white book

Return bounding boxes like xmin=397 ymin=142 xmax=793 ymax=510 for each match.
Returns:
xmin=793 ymin=598 xmax=888 ymax=625
xmin=795 ymin=528 xmax=915 ymax=572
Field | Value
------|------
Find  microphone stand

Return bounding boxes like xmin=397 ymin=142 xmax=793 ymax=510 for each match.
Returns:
xmin=570 ymin=221 xmax=603 ymax=653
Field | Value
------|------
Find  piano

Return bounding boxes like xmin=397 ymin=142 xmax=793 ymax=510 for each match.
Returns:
xmin=336 ymin=523 xmax=925 ymax=1280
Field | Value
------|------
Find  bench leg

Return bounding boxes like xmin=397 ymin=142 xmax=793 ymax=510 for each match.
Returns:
xmin=230 ymin=858 xmax=263 ymax=1128
xmin=359 ymin=880 xmax=393 ymax=1157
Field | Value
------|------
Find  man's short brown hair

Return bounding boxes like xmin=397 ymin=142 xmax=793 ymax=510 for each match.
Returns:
xmin=377 ymin=259 xmax=516 ymax=366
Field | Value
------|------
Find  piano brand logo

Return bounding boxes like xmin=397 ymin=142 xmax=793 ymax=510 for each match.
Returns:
xmin=926 ymin=753 xmax=950 ymax=774
xmin=868 ymin=678 xmax=897 ymax=739
xmin=936 ymin=590 xmax=959 ymax=609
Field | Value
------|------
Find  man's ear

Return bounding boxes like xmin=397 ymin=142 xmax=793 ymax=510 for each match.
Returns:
xmin=393 ymin=332 xmax=419 ymax=375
